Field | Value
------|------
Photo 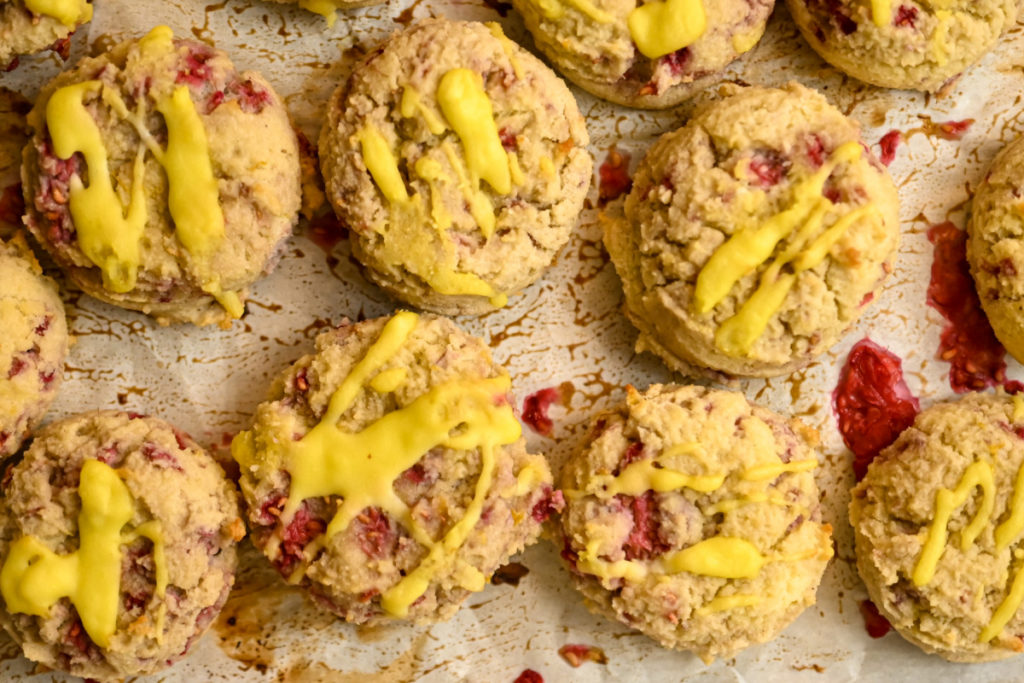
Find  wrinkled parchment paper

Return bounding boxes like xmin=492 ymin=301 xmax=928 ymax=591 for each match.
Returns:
xmin=2 ymin=1 xmax=1024 ymax=680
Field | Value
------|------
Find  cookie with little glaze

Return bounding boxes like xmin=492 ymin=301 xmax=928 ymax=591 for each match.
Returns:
xmin=0 ymin=88 xmax=29 ymax=240
xmin=851 ymin=393 xmax=1024 ymax=661
xmin=319 ymin=18 xmax=591 ymax=316
xmin=560 ymin=384 xmax=832 ymax=662
xmin=786 ymin=0 xmax=1018 ymax=91
xmin=512 ymin=0 xmax=775 ymax=108
xmin=0 ymin=0 xmax=91 ymax=67
xmin=604 ymin=82 xmax=900 ymax=379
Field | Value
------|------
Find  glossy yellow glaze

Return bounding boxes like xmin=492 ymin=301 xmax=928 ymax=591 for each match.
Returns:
xmin=25 ymin=0 xmax=91 ymax=26
xmin=628 ymin=0 xmax=707 ymax=60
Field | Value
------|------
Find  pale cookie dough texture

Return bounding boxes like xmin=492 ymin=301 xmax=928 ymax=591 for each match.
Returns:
xmin=512 ymin=0 xmax=775 ymax=108
xmin=319 ymin=18 xmax=592 ymax=316
xmin=22 ymin=26 xmax=302 ymax=327
xmin=0 ymin=88 xmax=29 ymax=239
xmin=0 ymin=238 xmax=68 ymax=459
xmin=0 ymin=411 xmax=244 ymax=680
xmin=560 ymin=384 xmax=832 ymax=662
xmin=968 ymin=134 xmax=1024 ymax=366
xmin=233 ymin=311 xmax=558 ymax=624
xmin=786 ymin=0 xmax=1018 ymax=91
xmin=851 ymin=393 xmax=1024 ymax=662
xmin=0 ymin=0 xmax=92 ymax=66
xmin=604 ymin=82 xmax=900 ymax=379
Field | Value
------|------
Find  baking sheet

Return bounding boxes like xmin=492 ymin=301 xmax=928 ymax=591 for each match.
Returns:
xmin=2 ymin=0 xmax=1024 ymax=680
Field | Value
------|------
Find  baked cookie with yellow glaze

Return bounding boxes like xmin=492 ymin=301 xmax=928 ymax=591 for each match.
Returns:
xmin=0 ymin=237 xmax=67 ymax=459
xmin=851 ymin=393 xmax=1024 ymax=661
xmin=968 ymin=134 xmax=1024 ymax=366
xmin=263 ymin=0 xmax=384 ymax=27
xmin=0 ymin=410 xmax=244 ymax=680
xmin=232 ymin=311 xmax=559 ymax=624
xmin=604 ymin=82 xmax=900 ymax=379
xmin=319 ymin=18 xmax=591 ymax=316
xmin=0 ymin=88 xmax=30 ymax=240
xmin=0 ymin=0 xmax=91 ymax=67
xmin=786 ymin=0 xmax=1018 ymax=91
xmin=22 ymin=25 xmax=302 ymax=327
xmin=512 ymin=0 xmax=775 ymax=108
xmin=560 ymin=384 xmax=832 ymax=662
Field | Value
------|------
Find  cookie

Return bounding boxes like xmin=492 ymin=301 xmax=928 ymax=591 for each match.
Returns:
xmin=604 ymin=82 xmax=900 ymax=379
xmin=233 ymin=311 xmax=558 ymax=624
xmin=22 ymin=25 xmax=302 ymax=327
xmin=0 ymin=237 xmax=68 ymax=459
xmin=512 ymin=0 xmax=775 ymax=108
xmin=0 ymin=88 xmax=30 ymax=240
xmin=851 ymin=393 xmax=1024 ymax=661
xmin=560 ymin=384 xmax=832 ymax=662
xmin=264 ymin=0 xmax=384 ymax=26
xmin=0 ymin=0 xmax=92 ymax=67
xmin=968 ymin=134 xmax=1024 ymax=365
xmin=786 ymin=0 xmax=1018 ymax=91
xmin=0 ymin=411 xmax=244 ymax=680
xmin=319 ymin=18 xmax=591 ymax=316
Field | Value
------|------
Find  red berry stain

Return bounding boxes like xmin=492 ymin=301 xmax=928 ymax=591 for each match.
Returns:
xmin=824 ymin=0 xmax=858 ymax=34
xmin=233 ymin=80 xmax=272 ymax=113
xmin=177 ymin=49 xmax=215 ymax=88
xmin=748 ymin=150 xmax=791 ymax=189
xmin=49 ymin=36 xmax=71 ymax=60
xmin=499 ymin=127 xmax=518 ymax=151
xmin=598 ymin=146 xmax=632 ymax=205
xmin=877 ymin=130 xmax=902 ymax=166
xmin=355 ymin=507 xmax=396 ymax=559
xmin=514 ymin=670 xmax=544 ymax=683
xmin=832 ymin=338 xmax=920 ymax=480
xmin=531 ymin=488 xmax=565 ymax=523
xmin=805 ymin=134 xmax=826 ymax=168
xmin=558 ymin=643 xmax=608 ymax=667
xmin=621 ymin=491 xmax=668 ymax=560
xmin=0 ymin=183 xmax=23 ymax=226
xmin=6 ymin=356 xmax=26 ymax=379
xmin=620 ymin=441 xmax=645 ymax=470
xmin=927 ymin=221 xmax=1013 ymax=393
xmin=307 ymin=211 xmax=348 ymax=253
xmin=859 ymin=599 xmax=893 ymax=638
xmin=661 ymin=46 xmax=691 ymax=76
xmin=894 ymin=5 xmax=918 ymax=27
xmin=522 ymin=387 xmax=560 ymax=437
xmin=141 ymin=443 xmax=184 ymax=472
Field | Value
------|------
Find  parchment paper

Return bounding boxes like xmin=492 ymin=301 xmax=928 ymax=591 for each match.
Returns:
xmin=2 ymin=0 xmax=1024 ymax=680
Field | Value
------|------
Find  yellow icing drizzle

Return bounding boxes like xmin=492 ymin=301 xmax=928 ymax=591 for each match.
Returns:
xmin=931 ymin=10 xmax=952 ymax=66
xmin=400 ymin=87 xmax=447 ymax=137
xmin=0 ymin=460 xmax=166 ymax=649
xmin=870 ymin=0 xmax=890 ymax=26
xmin=413 ymin=158 xmax=454 ymax=232
xmin=486 ymin=22 xmax=524 ymax=80
xmin=358 ymin=125 xmax=410 ymax=204
xmin=695 ymin=594 xmax=762 ymax=616
xmin=1014 ymin=394 xmax=1024 ymax=422
xmin=298 ymin=0 xmax=345 ymax=26
xmin=628 ymin=0 xmax=707 ymax=60
xmin=585 ymin=459 xmax=726 ymax=497
xmin=441 ymin=142 xmax=497 ymax=241
xmin=912 ymin=460 xmax=995 ymax=587
xmin=437 ymin=69 xmax=510 ymax=238
xmin=694 ymin=141 xmax=862 ymax=314
xmin=47 ymin=81 xmax=148 ymax=293
xmin=731 ymin=26 xmax=764 ymax=55
xmin=660 ymin=536 xmax=765 ymax=578
xmin=25 ymin=0 xmax=92 ymax=25
xmin=233 ymin=311 xmax=526 ymax=617
xmin=982 ymin=555 xmax=1024 ymax=643
xmin=369 ymin=366 xmax=407 ymax=393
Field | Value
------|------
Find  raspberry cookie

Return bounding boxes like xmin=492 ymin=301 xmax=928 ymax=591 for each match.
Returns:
xmin=786 ymin=0 xmax=1018 ymax=91
xmin=22 ymin=25 xmax=301 ymax=327
xmin=851 ymin=393 xmax=1024 ymax=661
xmin=319 ymin=19 xmax=592 ymax=316
xmin=560 ymin=384 xmax=832 ymax=662
xmin=604 ymin=82 xmax=900 ymax=379
xmin=0 ymin=0 xmax=92 ymax=67
xmin=512 ymin=0 xmax=775 ymax=108
xmin=0 ymin=411 xmax=244 ymax=679
xmin=0 ymin=88 xmax=29 ymax=239
xmin=233 ymin=311 xmax=559 ymax=624
xmin=968 ymin=134 xmax=1024 ymax=365
xmin=0 ymin=237 xmax=68 ymax=459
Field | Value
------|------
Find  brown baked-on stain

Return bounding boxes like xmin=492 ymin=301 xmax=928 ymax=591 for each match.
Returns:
xmin=214 ymin=542 xmax=337 ymax=672
xmin=278 ymin=635 xmax=425 ymax=683
xmin=394 ymin=0 xmax=427 ymax=24
xmin=792 ymin=663 xmax=827 ymax=673
xmin=491 ymin=561 xmax=530 ymax=586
